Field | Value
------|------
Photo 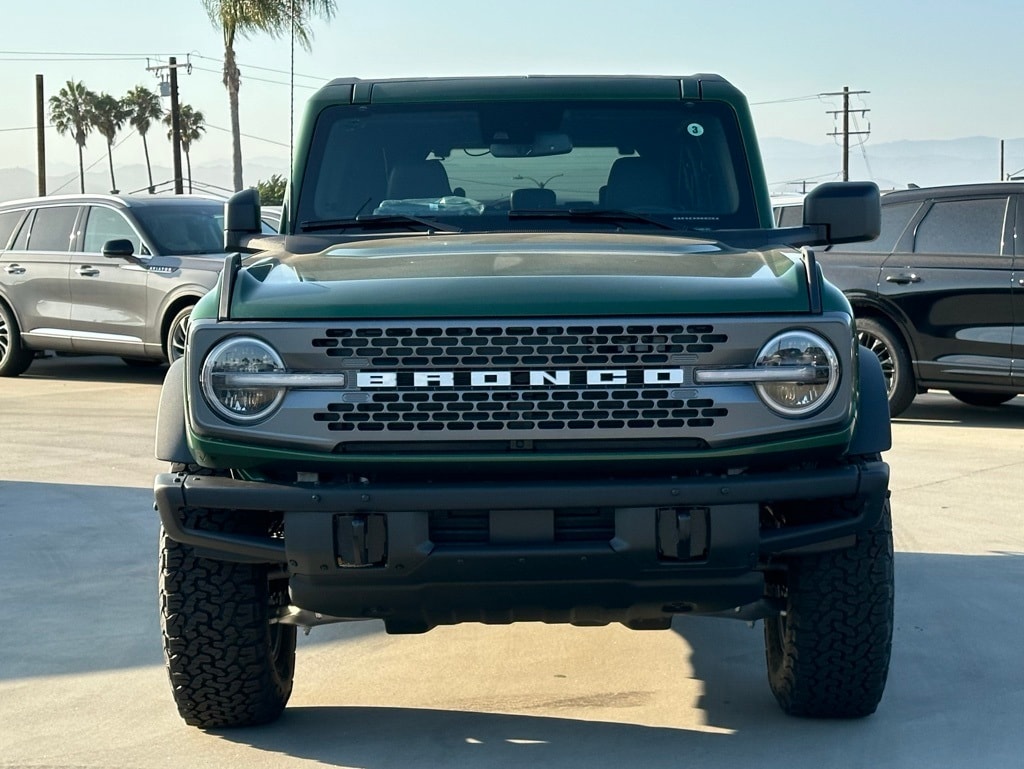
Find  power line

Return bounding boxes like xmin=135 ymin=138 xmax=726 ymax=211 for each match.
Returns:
xmin=750 ymin=94 xmax=827 ymax=106
xmin=205 ymin=122 xmax=290 ymax=148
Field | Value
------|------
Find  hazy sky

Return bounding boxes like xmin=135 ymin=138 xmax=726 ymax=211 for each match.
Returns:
xmin=3 ymin=0 xmax=1023 ymax=190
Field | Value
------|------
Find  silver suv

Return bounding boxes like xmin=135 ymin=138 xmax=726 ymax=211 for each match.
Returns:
xmin=0 ymin=194 xmax=227 ymax=376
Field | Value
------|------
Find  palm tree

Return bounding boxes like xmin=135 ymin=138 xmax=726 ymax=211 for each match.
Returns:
xmin=125 ymin=85 xmax=164 ymax=193
xmin=202 ymin=0 xmax=336 ymax=191
xmin=48 ymin=80 xmax=96 ymax=193
xmin=91 ymin=93 xmax=131 ymax=193
xmin=165 ymin=105 xmax=206 ymax=193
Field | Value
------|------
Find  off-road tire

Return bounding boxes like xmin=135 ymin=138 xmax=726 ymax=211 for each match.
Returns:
xmin=948 ymin=390 xmax=1016 ymax=408
xmin=164 ymin=305 xmax=194 ymax=364
xmin=857 ymin=317 xmax=914 ymax=417
xmin=764 ymin=498 xmax=894 ymax=718
xmin=160 ymin=506 xmax=296 ymax=728
xmin=0 ymin=301 xmax=33 ymax=377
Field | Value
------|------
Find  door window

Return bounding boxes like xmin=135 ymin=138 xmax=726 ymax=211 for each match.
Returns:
xmin=25 ymin=206 xmax=80 ymax=252
xmin=838 ymin=201 xmax=920 ymax=253
xmin=913 ymin=197 xmax=1008 ymax=255
xmin=82 ymin=206 xmax=143 ymax=255
xmin=0 ymin=209 xmax=27 ymax=250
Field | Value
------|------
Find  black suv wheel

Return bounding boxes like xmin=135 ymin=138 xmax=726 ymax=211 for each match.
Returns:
xmin=857 ymin=318 xmax=915 ymax=417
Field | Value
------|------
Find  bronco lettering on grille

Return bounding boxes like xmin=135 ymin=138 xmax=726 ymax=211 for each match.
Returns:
xmin=355 ymin=369 xmax=686 ymax=389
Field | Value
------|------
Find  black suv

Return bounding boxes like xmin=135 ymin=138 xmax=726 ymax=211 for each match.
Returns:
xmin=822 ymin=182 xmax=1024 ymax=416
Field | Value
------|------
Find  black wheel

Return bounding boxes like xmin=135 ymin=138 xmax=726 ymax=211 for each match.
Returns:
xmin=857 ymin=317 xmax=914 ymax=417
xmin=764 ymin=498 xmax=894 ymax=718
xmin=0 ymin=302 xmax=33 ymax=377
xmin=948 ymin=390 xmax=1016 ymax=408
xmin=165 ymin=305 xmax=194 ymax=364
xmin=160 ymin=506 xmax=296 ymax=728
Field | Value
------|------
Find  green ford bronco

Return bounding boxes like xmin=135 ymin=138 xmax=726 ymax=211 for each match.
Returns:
xmin=154 ymin=74 xmax=893 ymax=728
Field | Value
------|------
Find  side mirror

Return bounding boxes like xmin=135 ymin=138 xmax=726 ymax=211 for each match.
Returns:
xmin=224 ymin=188 xmax=262 ymax=252
xmin=102 ymin=238 xmax=141 ymax=263
xmin=803 ymin=181 xmax=881 ymax=245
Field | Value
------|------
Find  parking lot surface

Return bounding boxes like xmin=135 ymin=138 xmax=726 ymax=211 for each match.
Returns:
xmin=1 ymin=355 xmax=1022 ymax=768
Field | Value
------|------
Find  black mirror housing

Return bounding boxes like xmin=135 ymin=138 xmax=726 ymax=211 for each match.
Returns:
xmin=224 ymin=188 xmax=262 ymax=252
xmin=102 ymin=238 xmax=137 ymax=259
xmin=803 ymin=181 xmax=881 ymax=245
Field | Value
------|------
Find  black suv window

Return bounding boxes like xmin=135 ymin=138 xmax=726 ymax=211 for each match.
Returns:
xmin=913 ymin=197 xmax=1008 ymax=255
xmin=835 ymin=201 xmax=919 ymax=253
xmin=25 ymin=206 xmax=79 ymax=252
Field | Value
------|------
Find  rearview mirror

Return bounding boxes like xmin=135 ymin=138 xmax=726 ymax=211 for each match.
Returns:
xmin=490 ymin=132 xmax=573 ymax=158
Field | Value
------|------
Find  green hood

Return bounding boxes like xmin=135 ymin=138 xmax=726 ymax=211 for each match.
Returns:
xmin=227 ymin=232 xmax=812 ymax=319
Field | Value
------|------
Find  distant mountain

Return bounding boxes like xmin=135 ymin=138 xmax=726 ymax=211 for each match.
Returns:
xmin=760 ymin=136 xmax=1024 ymax=194
xmin=2 ymin=137 xmax=1023 ymax=203
xmin=0 ymin=158 xmax=288 ymax=202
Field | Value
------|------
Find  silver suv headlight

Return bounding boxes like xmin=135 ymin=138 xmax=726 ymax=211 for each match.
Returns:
xmin=753 ymin=330 xmax=839 ymax=416
xmin=201 ymin=337 xmax=286 ymax=423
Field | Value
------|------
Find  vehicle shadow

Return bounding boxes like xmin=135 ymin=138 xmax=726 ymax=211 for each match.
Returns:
xmin=209 ymin=551 xmax=1024 ymax=769
xmin=895 ymin=393 xmax=1024 ymax=428
xmin=23 ymin=354 xmax=168 ymax=385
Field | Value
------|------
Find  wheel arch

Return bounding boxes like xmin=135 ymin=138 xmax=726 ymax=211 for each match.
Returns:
xmin=158 ymin=292 xmax=201 ymax=358
xmin=155 ymin=357 xmax=197 ymax=464
xmin=847 ymin=297 xmax=919 ymax=369
xmin=848 ymin=345 xmax=893 ymax=455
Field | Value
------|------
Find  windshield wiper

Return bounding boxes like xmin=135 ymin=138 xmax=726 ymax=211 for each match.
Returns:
xmin=507 ymin=208 xmax=677 ymax=231
xmin=300 ymin=214 xmax=461 ymax=233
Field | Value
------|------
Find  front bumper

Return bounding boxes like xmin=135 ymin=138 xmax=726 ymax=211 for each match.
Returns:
xmin=155 ymin=460 xmax=888 ymax=630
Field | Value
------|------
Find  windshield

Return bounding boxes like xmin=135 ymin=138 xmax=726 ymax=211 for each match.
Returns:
xmin=296 ymin=100 xmax=759 ymax=232
xmin=134 ymin=203 xmax=226 ymax=256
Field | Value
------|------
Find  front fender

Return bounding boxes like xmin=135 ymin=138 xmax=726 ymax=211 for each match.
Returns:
xmin=848 ymin=345 xmax=892 ymax=456
xmin=154 ymin=357 xmax=195 ymax=464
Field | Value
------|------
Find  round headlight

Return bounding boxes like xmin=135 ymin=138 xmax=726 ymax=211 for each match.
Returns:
xmin=201 ymin=337 xmax=286 ymax=423
xmin=754 ymin=330 xmax=839 ymax=417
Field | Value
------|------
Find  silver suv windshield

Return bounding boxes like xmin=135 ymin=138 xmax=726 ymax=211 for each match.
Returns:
xmin=296 ymin=100 xmax=759 ymax=233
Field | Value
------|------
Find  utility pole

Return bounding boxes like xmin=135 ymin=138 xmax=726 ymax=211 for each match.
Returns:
xmin=35 ymin=74 xmax=46 ymax=196
xmin=146 ymin=56 xmax=189 ymax=194
xmin=168 ymin=57 xmax=183 ymax=194
xmin=821 ymin=87 xmax=870 ymax=181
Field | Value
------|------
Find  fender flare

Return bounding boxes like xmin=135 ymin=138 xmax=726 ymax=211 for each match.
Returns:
xmin=154 ymin=357 xmax=195 ymax=464
xmin=848 ymin=344 xmax=893 ymax=456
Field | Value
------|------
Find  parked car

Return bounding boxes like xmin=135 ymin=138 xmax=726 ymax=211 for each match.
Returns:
xmin=771 ymin=193 xmax=805 ymax=227
xmin=0 ymin=194 xmax=228 ymax=376
xmin=820 ymin=182 xmax=1024 ymax=415
xmin=260 ymin=205 xmax=282 ymax=232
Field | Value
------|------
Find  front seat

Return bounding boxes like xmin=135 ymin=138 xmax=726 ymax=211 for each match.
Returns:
xmin=510 ymin=187 xmax=556 ymax=209
xmin=603 ymin=157 xmax=673 ymax=210
xmin=386 ymin=159 xmax=453 ymax=199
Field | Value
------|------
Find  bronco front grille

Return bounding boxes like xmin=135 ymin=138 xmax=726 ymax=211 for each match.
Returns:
xmin=308 ymin=321 xmax=729 ymax=436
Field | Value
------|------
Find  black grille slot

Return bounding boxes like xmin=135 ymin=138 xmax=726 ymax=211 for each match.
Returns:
xmin=428 ymin=508 xmax=616 ymax=545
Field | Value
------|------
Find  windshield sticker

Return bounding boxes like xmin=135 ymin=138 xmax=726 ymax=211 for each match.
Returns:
xmin=687 ymin=123 xmax=705 ymax=137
